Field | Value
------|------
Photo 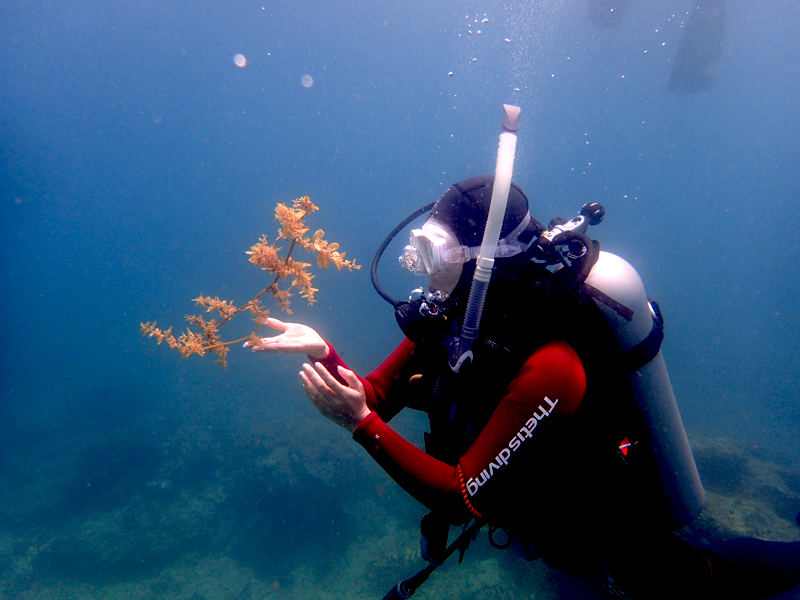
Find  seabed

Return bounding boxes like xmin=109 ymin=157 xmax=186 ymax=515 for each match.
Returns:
xmin=2 ymin=413 xmax=799 ymax=600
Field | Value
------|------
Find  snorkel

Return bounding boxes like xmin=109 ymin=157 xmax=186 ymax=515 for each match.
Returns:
xmin=449 ymin=104 xmax=521 ymax=373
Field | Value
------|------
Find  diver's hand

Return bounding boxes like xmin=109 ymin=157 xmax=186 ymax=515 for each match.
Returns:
xmin=244 ymin=317 xmax=328 ymax=359
xmin=301 ymin=362 xmax=370 ymax=433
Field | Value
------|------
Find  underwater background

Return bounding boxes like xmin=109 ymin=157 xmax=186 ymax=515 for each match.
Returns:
xmin=1 ymin=0 xmax=799 ymax=598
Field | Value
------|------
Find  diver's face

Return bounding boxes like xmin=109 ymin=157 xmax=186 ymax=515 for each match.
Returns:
xmin=428 ymin=259 xmax=463 ymax=299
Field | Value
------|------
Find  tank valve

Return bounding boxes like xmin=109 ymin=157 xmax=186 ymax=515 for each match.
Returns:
xmin=581 ymin=202 xmax=605 ymax=226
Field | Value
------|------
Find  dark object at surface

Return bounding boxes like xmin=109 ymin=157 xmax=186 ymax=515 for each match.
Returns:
xmin=586 ymin=0 xmax=630 ymax=27
xmin=669 ymin=0 xmax=727 ymax=93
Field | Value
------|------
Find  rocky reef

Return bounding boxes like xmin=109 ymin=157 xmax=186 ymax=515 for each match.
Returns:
xmin=1 ymin=419 xmax=798 ymax=600
xmin=680 ymin=433 xmax=800 ymax=547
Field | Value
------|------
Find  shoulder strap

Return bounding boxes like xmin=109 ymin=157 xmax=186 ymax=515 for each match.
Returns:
xmin=582 ymin=282 xmax=634 ymax=321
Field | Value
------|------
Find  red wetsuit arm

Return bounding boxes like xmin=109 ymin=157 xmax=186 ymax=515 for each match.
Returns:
xmin=352 ymin=340 xmax=587 ymax=518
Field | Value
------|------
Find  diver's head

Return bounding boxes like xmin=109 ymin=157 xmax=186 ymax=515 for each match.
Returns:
xmin=399 ymin=175 xmax=539 ymax=299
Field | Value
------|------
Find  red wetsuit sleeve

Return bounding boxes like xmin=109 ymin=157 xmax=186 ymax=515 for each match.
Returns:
xmin=352 ymin=340 xmax=587 ymax=517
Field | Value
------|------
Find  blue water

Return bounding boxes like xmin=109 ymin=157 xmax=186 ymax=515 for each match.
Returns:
xmin=2 ymin=1 xmax=799 ymax=598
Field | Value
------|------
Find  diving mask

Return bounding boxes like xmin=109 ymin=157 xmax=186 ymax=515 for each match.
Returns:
xmin=399 ymin=221 xmax=473 ymax=277
xmin=399 ymin=217 xmax=530 ymax=278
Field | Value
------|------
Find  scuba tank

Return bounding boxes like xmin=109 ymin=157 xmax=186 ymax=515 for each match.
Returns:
xmin=585 ymin=251 xmax=705 ymax=529
xmin=531 ymin=208 xmax=705 ymax=529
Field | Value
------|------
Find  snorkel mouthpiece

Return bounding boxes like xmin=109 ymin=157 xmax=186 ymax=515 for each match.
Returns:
xmin=450 ymin=104 xmax=521 ymax=373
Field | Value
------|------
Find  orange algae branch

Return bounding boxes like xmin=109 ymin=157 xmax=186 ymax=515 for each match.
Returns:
xmin=140 ymin=196 xmax=360 ymax=369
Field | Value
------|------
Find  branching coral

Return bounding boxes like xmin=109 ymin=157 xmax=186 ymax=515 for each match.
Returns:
xmin=141 ymin=196 xmax=359 ymax=368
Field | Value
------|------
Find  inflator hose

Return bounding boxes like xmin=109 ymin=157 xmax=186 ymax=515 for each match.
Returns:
xmin=371 ymin=202 xmax=435 ymax=308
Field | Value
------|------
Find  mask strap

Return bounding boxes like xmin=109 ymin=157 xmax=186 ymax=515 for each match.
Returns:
xmin=500 ymin=212 xmax=531 ymax=246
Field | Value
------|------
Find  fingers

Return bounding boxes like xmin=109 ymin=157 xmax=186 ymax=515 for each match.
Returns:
xmin=300 ymin=363 xmax=367 ymax=432
xmin=299 ymin=362 xmax=326 ymax=395
xmin=264 ymin=317 xmax=289 ymax=332
xmin=313 ymin=361 xmax=345 ymax=392
xmin=245 ymin=337 xmax=279 ymax=352
xmin=337 ymin=365 xmax=364 ymax=393
xmin=302 ymin=363 xmax=363 ymax=397
xmin=302 ymin=362 xmax=325 ymax=388
xmin=300 ymin=363 xmax=340 ymax=413
xmin=300 ymin=362 xmax=341 ymax=401
xmin=299 ymin=368 xmax=323 ymax=405
xmin=300 ymin=362 xmax=352 ymax=403
xmin=244 ymin=319 xmax=302 ymax=352
xmin=246 ymin=320 xmax=287 ymax=349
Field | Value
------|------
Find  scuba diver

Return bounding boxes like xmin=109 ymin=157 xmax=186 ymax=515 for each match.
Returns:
xmin=245 ymin=111 xmax=800 ymax=599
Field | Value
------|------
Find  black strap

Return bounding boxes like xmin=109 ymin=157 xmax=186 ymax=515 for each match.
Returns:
xmin=623 ymin=300 xmax=664 ymax=371
xmin=582 ymin=283 xmax=635 ymax=321
xmin=581 ymin=282 xmax=664 ymax=371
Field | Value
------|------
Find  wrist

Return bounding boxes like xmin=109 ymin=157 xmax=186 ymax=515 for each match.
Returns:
xmin=309 ymin=340 xmax=330 ymax=360
xmin=347 ymin=405 xmax=372 ymax=434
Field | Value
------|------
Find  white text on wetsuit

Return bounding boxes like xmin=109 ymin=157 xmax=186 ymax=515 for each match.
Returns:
xmin=465 ymin=396 xmax=559 ymax=497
